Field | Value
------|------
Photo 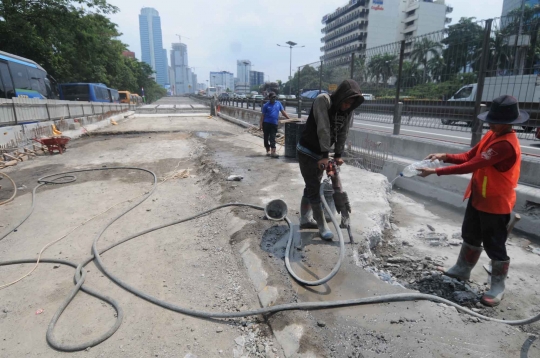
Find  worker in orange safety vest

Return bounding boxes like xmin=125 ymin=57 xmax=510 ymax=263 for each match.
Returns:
xmin=417 ymin=95 xmax=525 ymax=307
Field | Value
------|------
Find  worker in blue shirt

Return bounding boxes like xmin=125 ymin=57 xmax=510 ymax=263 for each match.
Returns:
xmin=259 ymin=92 xmax=290 ymax=158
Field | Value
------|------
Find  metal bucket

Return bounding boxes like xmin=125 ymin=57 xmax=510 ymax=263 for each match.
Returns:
xmin=264 ymin=199 xmax=288 ymax=221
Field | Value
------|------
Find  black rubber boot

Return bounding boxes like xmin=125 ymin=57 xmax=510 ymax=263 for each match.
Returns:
xmin=481 ymin=259 xmax=510 ymax=307
xmin=444 ymin=242 xmax=483 ymax=281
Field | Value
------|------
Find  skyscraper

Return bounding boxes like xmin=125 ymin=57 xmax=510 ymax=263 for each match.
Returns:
xmin=236 ymin=60 xmax=251 ymax=93
xmin=170 ymin=43 xmax=189 ymax=95
xmin=139 ymin=8 xmax=168 ymax=87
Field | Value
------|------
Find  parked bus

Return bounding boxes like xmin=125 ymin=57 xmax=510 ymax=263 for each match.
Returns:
xmin=118 ymin=90 xmax=132 ymax=104
xmin=110 ymin=88 xmax=120 ymax=103
xmin=207 ymin=87 xmax=217 ymax=97
xmin=0 ymin=50 xmax=58 ymax=99
xmin=58 ymin=83 xmax=118 ymax=103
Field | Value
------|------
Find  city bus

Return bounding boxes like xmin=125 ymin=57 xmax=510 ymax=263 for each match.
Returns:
xmin=58 ymin=83 xmax=118 ymax=103
xmin=0 ymin=50 xmax=58 ymax=99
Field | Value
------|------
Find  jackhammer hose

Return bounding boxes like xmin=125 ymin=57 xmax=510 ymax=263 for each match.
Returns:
xmin=0 ymin=167 xmax=539 ymax=352
xmin=283 ymin=181 xmax=346 ymax=286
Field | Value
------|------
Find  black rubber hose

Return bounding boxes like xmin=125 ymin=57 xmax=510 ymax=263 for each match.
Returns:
xmin=1 ymin=167 xmax=539 ymax=353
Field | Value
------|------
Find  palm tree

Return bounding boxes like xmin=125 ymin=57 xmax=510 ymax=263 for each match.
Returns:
xmin=427 ymin=56 xmax=446 ymax=82
xmin=368 ymin=53 xmax=398 ymax=86
xmin=410 ymin=38 xmax=443 ymax=83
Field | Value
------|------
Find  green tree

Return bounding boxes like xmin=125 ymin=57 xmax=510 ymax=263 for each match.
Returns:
xmin=427 ymin=56 xmax=446 ymax=83
xmin=368 ymin=53 xmax=397 ymax=86
xmin=442 ymin=18 xmax=484 ymax=75
xmin=410 ymin=38 xmax=442 ymax=83
xmin=0 ymin=0 xmax=166 ymax=103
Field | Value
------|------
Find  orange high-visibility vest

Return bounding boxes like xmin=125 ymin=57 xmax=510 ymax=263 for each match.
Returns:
xmin=464 ymin=130 xmax=521 ymax=214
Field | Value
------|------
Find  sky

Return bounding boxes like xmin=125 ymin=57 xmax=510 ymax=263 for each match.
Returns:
xmin=107 ymin=0 xmax=505 ymax=85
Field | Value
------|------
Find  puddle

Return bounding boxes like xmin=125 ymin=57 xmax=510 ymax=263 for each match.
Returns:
xmin=195 ymin=131 xmax=211 ymax=138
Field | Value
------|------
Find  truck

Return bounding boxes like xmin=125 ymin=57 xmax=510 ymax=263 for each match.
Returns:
xmin=445 ymin=75 xmax=540 ymax=129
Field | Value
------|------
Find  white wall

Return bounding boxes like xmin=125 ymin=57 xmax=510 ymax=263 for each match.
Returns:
xmin=366 ymin=0 xmax=402 ymax=49
xmin=415 ymin=1 xmax=447 ymax=37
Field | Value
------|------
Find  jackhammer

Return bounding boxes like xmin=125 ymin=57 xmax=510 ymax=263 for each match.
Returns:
xmin=322 ymin=159 xmax=355 ymax=244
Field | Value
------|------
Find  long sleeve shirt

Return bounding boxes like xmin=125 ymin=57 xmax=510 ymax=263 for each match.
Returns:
xmin=436 ymin=137 xmax=516 ymax=176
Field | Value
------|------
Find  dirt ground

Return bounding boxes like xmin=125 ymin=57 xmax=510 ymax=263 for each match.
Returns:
xmin=1 ymin=98 xmax=539 ymax=357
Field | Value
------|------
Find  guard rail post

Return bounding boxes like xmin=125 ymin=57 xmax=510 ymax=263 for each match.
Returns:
xmin=12 ymin=101 xmax=18 ymax=125
xmin=253 ymin=98 xmax=256 ymax=110
xmin=393 ymin=40 xmax=406 ymax=135
xmin=471 ymin=19 xmax=493 ymax=146
xmin=393 ymin=103 xmax=403 ymax=135
xmin=45 ymin=102 xmax=51 ymax=121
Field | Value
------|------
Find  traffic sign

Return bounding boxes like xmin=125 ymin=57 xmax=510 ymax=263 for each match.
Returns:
xmin=328 ymin=84 xmax=338 ymax=91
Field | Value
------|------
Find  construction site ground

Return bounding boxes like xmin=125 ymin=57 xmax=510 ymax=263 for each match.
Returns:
xmin=0 ymin=98 xmax=539 ymax=357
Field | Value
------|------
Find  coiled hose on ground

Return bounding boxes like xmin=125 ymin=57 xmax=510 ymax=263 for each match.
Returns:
xmin=0 ymin=167 xmax=539 ymax=352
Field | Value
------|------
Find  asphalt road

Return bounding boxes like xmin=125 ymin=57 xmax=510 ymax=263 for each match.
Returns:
xmin=352 ymin=118 xmax=540 ymax=157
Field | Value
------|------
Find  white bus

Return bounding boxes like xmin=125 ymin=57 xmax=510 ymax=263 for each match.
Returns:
xmin=207 ymin=87 xmax=217 ymax=97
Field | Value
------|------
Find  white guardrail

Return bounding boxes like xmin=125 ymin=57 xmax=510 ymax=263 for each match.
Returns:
xmin=0 ymin=98 xmax=133 ymax=126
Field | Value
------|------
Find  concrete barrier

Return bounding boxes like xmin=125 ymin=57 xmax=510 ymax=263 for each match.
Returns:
xmin=347 ymin=129 xmax=540 ymax=188
xmin=0 ymin=109 xmax=132 ymax=152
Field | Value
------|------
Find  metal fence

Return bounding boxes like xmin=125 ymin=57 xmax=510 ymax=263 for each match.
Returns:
xmin=294 ymin=14 xmax=540 ymax=144
xmin=0 ymin=98 xmax=133 ymax=126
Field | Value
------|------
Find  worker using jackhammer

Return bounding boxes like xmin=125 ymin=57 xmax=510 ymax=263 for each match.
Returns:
xmin=296 ymin=80 xmax=364 ymax=240
xmin=418 ymin=95 xmax=525 ymax=307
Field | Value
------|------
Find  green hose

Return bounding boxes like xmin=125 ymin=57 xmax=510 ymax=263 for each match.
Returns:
xmin=0 ymin=167 xmax=539 ymax=352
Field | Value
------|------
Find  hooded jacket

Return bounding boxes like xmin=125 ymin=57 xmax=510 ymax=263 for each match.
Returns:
xmin=298 ymin=79 xmax=364 ymax=159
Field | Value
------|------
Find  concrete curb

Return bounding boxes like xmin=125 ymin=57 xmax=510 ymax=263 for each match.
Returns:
xmin=218 ymin=112 xmax=257 ymax=129
xmin=62 ymin=111 xmax=135 ymax=139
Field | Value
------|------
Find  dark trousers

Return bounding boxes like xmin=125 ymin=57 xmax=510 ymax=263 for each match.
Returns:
xmin=263 ymin=122 xmax=278 ymax=150
xmin=298 ymin=151 xmax=324 ymax=205
xmin=462 ymin=197 xmax=511 ymax=261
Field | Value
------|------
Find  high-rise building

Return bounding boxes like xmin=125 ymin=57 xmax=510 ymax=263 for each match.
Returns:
xmin=139 ymin=8 xmax=168 ymax=87
xmin=320 ymin=0 xmax=451 ymax=66
xmin=170 ymin=43 xmax=189 ymax=95
xmin=210 ymin=71 xmax=235 ymax=92
xmin=250 ymin=71 xmax=265 ymax=87
xmin=502 ymin=0 xmax=539 ymax=17
xmin=236 ymin=60 xmax=251 ymax=93
xmin=192 ymin=73 xmax=198 ymax=94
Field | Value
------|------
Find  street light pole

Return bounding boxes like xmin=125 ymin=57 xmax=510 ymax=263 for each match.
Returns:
xmin=278 ymin=41 xmax=305 ymax=96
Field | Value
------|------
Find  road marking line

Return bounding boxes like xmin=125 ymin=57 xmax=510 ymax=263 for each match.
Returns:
xmin=354 ymin=122 xmax=469 ymax=140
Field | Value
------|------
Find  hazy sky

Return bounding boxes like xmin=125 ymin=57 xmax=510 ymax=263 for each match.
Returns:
xmin=107 ymin=0 xmax=504 ymax=85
